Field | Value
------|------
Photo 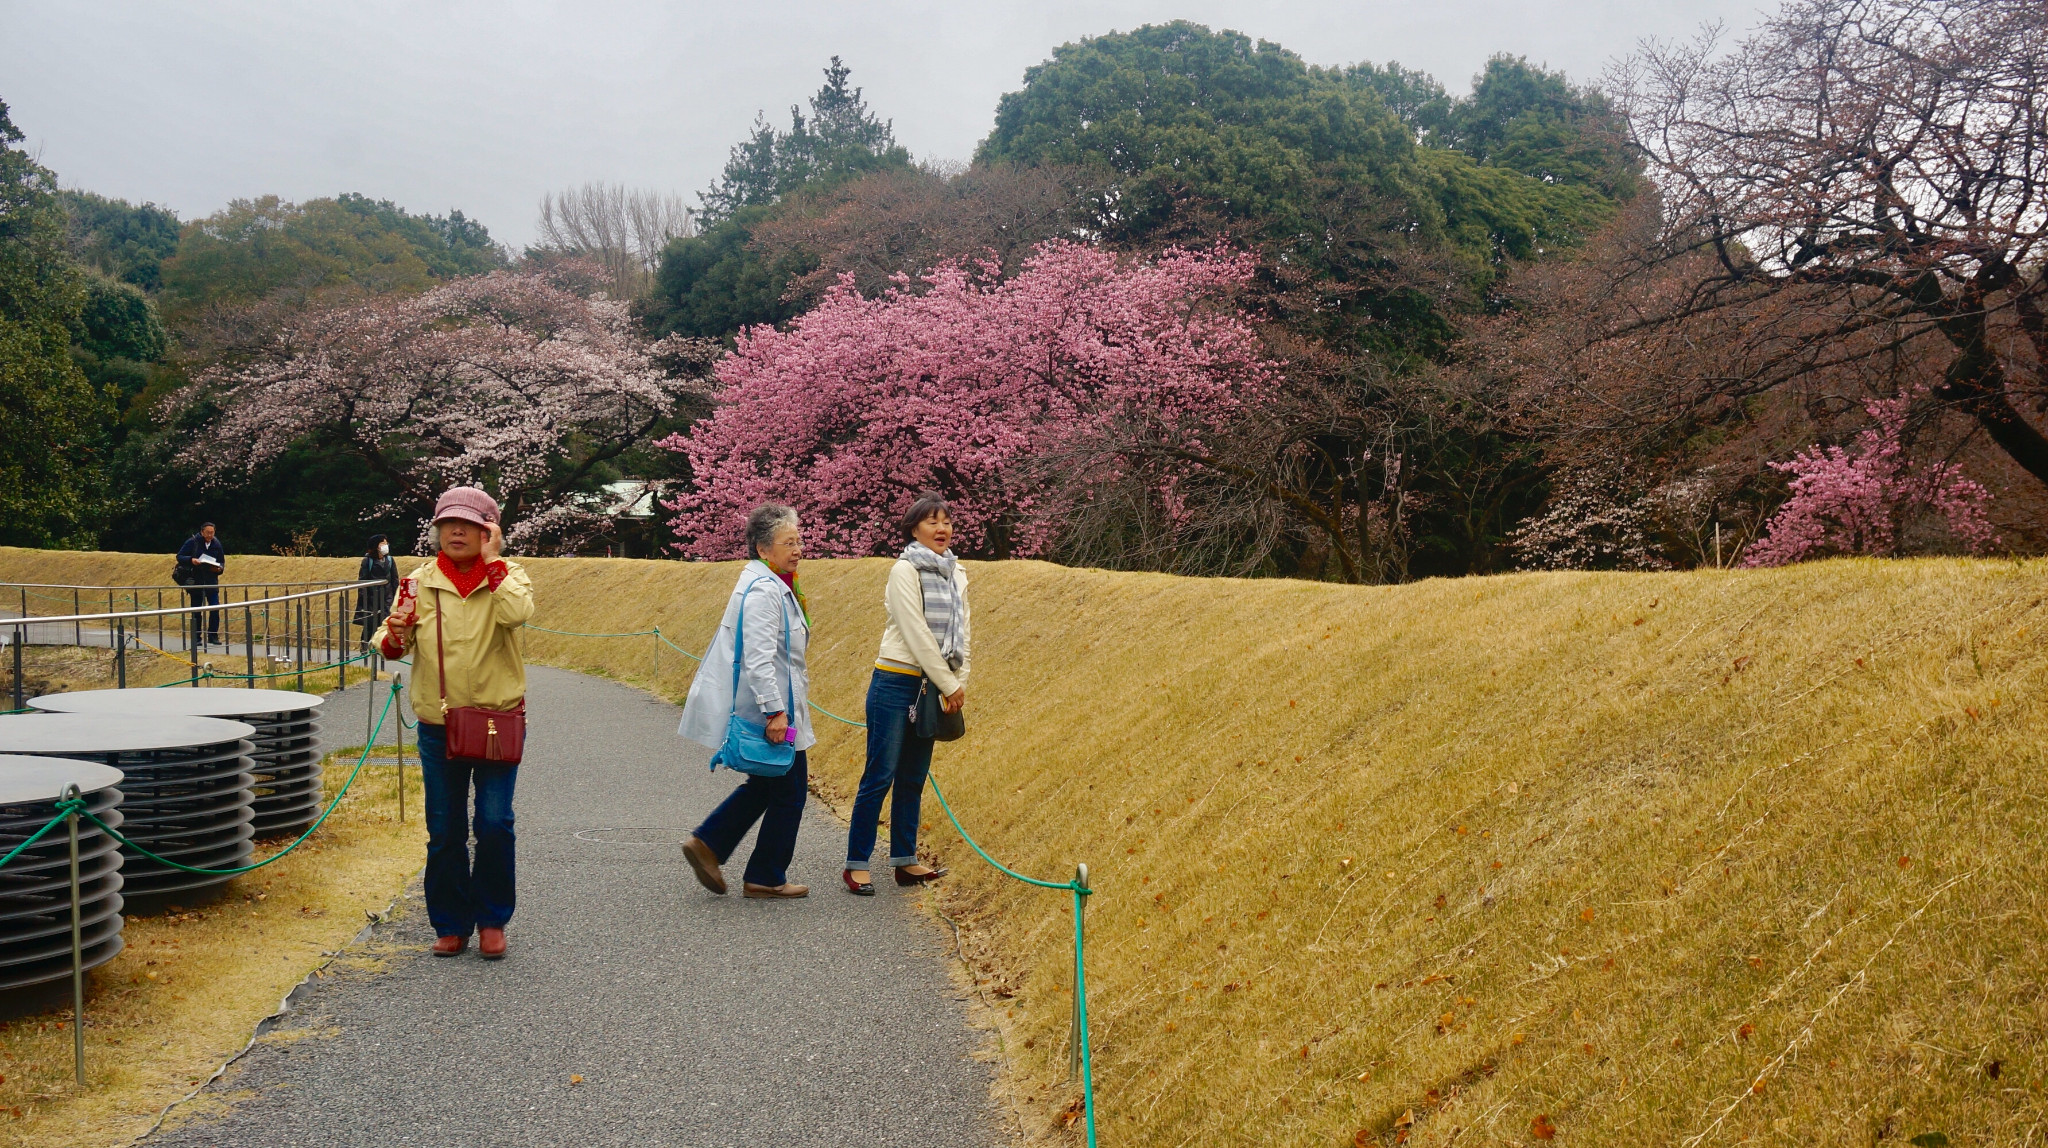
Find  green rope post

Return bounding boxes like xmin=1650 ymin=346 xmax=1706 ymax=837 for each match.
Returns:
xmin=928 ymin=774 xmax=1097 ymax=1147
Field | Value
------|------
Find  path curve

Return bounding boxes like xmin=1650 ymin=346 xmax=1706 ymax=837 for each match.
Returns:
xmin=146 ymin=665 xmax=997 ymax=1147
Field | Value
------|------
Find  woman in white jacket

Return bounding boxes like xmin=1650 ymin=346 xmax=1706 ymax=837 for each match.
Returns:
xmin=842 ymin=494 xmax=969 ymax=895
xmin=677 ymin=504 xmax=815 ymax=899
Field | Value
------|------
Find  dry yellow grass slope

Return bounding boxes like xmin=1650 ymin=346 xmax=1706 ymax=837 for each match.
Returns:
xmin=3 ymin=547 xmax=2044 ymax=1145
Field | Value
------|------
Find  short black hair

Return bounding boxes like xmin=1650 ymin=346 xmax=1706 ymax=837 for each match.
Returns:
xmin=898 ymin=493 xmax=952 ymax=542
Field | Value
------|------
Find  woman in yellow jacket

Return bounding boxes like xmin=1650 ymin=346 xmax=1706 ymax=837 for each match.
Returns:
xmin=378 ymin=487 xmax=534 ymax=960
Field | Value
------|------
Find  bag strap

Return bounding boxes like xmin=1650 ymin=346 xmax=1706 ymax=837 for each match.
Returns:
xmin=434 ymin=587 xmax=449 ymax=717
xmin=727 ymin=581 xmax=753 ymax=702
xmin=729 ymin=572 xmax=796 ymax=721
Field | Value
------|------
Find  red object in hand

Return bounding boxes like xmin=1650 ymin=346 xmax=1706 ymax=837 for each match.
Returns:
xmin=393 ymin=575 xmax=420 ymax=623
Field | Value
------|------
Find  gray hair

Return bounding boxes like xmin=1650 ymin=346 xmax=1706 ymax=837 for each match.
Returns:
xmin=745 ymin=503 xmax=799 ymax=559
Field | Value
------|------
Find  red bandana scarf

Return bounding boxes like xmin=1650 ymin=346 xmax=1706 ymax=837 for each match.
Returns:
xmin=437 ymin=552 xmax=490 ymax=598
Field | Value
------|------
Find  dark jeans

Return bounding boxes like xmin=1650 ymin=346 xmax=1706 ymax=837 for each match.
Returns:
xmin=695 ymin=751 xmax=808 ymax=887
xmin=416 ymin=721 xmax=518 ymax=937
xmin=185 ymin=583 xmax=221 ymax=645
xmin=845 ymin=669 xmax=935 ymax=868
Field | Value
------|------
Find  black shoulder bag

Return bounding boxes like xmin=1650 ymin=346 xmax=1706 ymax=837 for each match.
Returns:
xmin=911 ymin=568 xmax=966 ymax=742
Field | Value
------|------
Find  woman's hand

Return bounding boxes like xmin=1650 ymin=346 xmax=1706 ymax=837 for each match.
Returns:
xmin=482 ymin=521 xmax=504 ymax=563
xmin=942 ymin=687 xmax=966 ymax=714
xmin=382 ymin=614 xmax=414 ymax=650
xmin=765 ymin=712 xmax=789 ymax=743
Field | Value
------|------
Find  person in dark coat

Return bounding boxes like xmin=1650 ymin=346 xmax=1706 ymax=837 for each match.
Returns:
xmin=355 ymin=534 xmax=399 ymax=644
xmin=175 ymin=523 xmax=226 ymax=647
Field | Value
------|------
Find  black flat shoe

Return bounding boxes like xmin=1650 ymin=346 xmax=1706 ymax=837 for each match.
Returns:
xmin=894 ymin=865 xmax=949 ymax=887
xmin=843 ymin=869 xmax=875 ymax=896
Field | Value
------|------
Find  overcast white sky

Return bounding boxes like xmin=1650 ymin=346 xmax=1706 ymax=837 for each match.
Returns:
xmin=2 ymin=1 xmax=1768 ymax=250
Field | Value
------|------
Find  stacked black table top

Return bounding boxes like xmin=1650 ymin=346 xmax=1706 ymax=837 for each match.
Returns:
xmin=30 ymin=690 xmax=326 ymax=839
xmin=0 ymin=755 xmax=126 ymax=992
xmin=0 ymin=714 xmax=256 ymax=905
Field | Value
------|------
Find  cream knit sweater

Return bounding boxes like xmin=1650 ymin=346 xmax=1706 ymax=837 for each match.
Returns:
xmin=874 ymin=558 xmax=972 ymax=695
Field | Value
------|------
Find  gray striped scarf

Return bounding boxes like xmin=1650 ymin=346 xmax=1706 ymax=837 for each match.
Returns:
xmin=900 ymin=541 xmax=963 ymax=669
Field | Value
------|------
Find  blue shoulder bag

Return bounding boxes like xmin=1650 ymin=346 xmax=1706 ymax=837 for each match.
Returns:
xmin=710 ymin=579 xmax=797 ymax=777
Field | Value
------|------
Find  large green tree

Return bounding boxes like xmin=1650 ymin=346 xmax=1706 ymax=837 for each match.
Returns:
xmin=0 ymin=99 xmax=112 ymax=547
xmin=158 ymin=192 xmax=503 ymax=323
xmin=61 ymin=190 xmax=182 ymax=291
xmin=642 ymin=57 xmax=909 ymax=341
xmin=976 ymin=24 xmax=1608 ymax=276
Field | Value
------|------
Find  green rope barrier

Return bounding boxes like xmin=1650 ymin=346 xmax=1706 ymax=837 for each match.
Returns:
xmin=654 ymin=628 xmax=700 ymax=659
xmin=0 ymin=797 xmax=85 ymax=872
xmin=926 ymin=775 xmax=1084 ymax=893
xmin=77 ymin=679 xmax=402 ymax=876
xmin=925 ymin=774 xmax=1096 ymax=1146
xmin=524 ymin=623 xmax=659 ymax=638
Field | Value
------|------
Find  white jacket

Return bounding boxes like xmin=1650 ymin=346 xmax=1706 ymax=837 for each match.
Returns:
xmin=875 ymin=558 xmax=972 ymax=696
xmin=678 ymin=562 xmax=816 ymax=754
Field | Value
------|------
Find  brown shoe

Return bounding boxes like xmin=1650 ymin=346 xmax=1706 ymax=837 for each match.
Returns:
xmin=742 ymin=882 xmax=810 ymax=899
xmin=477 ymin=927 xmax=506 ymax=960
xmin=895 ymin=864 xmax=949 ymax=887
xmin=431 ymin=934 xmax=467 ymax=957
xmin=681 ymin=835 xmax=727 ymax=895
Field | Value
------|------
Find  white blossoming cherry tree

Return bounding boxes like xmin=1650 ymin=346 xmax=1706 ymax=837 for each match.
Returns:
xmin=177 ymin=262 xmax=718 ymax=550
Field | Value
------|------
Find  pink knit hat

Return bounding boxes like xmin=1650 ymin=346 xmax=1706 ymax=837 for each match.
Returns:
xmin=432 ymin=486 xmax=500 ymax=527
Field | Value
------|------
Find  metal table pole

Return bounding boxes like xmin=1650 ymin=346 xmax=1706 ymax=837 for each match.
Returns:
xmin=245 ymin=604 xmax=256 ymax=687
xmin=396 ymin=675 xmax=406 ymax=824
xmin=66 ymin=782 xmax=86 ymax=1087
xmin=10 ymin=623 xmax=21 ymax=711
xmin=115 ymin=619 xmax=126 ymax=688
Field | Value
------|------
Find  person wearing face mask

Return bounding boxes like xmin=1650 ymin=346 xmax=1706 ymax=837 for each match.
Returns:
xmin=355 ymin=534 xmax=399 ymax=646
xmin=841 ymin=493 xmax=969 ymax=896
xmin=377 ymin=488 xmax=534 ymax=959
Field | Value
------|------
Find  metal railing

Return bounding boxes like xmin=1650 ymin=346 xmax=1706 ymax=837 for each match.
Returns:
xmin=3 ymin=580 xmax=388 ymax=709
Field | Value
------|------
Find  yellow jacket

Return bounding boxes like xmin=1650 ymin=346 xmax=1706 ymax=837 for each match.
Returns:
xmin=377 ymin=558 xmax=534 ymax=724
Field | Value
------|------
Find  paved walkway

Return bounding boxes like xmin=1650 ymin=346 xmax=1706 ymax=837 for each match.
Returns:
xmin=147 ymin=666 xmax=996 ymax=1148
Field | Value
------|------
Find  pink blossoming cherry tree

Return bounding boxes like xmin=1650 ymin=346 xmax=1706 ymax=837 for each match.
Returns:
xmin=1743 ymin=390 xmax=2000 ymax=566
xmin=662 ymin=240 xmax=1278 ymax=558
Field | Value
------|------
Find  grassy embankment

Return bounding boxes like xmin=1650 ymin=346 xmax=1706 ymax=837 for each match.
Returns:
xmin=2 ymin=547 xmax=2045 ymax=1144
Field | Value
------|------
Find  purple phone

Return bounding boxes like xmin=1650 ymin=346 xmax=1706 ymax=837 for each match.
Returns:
xmin=783 ymin=725 xmax=797 ymax=744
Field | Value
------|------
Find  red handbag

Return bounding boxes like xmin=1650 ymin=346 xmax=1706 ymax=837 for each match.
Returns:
xmin=434 ymin=588 xmax=527 ymax=764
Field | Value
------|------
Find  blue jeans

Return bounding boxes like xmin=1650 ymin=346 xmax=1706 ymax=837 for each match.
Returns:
xmin=695 ymin=751 xmax=808 ymax=887
xmin=845 ymin=669 xmax=935 ymax=868
xmin=415 ymin=721 xmax=518 ymax=937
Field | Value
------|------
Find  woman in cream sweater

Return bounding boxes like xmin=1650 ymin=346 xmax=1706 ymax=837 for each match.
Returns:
xmin=842 ymin=494 xmax=969 ymax=895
